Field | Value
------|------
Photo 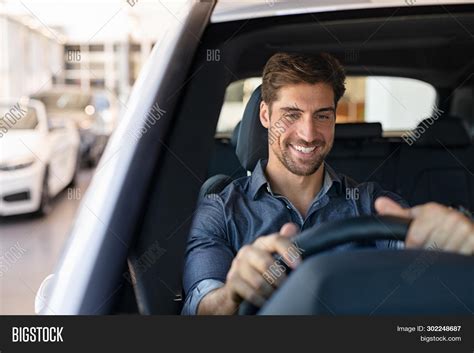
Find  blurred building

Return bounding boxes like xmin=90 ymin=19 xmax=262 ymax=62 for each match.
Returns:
xmin=62 ymin=40 xmax=154 ymax=101
xmin=0 ymin=0 xmax=180 ymax=105
xmin=0 ymin=11 xmax=63 ymax=98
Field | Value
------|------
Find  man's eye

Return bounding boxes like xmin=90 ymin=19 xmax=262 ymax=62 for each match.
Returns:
xmin=316 ymin=115 xmax=330 ymax=120
xmin=285 ymin=113 xmax=300 ymax=120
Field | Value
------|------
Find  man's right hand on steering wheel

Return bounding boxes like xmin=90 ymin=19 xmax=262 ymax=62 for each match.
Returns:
xmin=197 ymin=223 xmax=302 ymax=315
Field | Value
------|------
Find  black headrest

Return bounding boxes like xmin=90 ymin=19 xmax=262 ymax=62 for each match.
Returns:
xmin=236 ymin=85 xmax=267 ymax=171
xmin=414 ymin=115 xmax=471 ymax=147
xmin=231 ymin=121 xmax=241 ymax=147
xmin=335 ymin=122 xmax=382 ymax=139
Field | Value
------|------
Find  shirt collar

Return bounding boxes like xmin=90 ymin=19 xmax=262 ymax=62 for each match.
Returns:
xmin=249 ymin=159 xmax=269 ymax=200
xmin=249 ymin=159 xmax=342 ymax=200
xmin=323 ymin=162 xmax=343 ymax=195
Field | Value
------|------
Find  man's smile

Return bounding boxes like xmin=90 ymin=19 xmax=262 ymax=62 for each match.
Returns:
xmin=287 ymin=142 xmax=324 ymax=160
xmin=290 ymin=144 xmax=316 ymax=154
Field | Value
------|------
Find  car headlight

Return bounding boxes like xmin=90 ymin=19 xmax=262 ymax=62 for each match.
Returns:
xmin=0 ymin=158 xmax=36 ymax=171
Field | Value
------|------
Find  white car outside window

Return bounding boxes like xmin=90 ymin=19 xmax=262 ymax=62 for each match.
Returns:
xmin=0 ymin=98 xmax=80 ymax=216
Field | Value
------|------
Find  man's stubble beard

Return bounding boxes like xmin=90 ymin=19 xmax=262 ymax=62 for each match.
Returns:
xmin=271 ymin=136 xmax=333 ymax=176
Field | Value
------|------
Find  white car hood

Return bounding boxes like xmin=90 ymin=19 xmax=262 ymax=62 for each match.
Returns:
xmin=0 ymin=131 xmax=43 ymax=164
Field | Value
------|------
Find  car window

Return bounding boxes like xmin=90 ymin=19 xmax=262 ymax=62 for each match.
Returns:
xmin=217 ymin=76 xmax=437 ymax=134
xmin=0 ymin=104 xmax=38 ymax=130
xmin=217 ymin=78 xmax=261 ymax=133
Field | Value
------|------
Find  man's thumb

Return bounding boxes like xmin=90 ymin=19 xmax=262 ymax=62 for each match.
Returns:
xmin=375 ymin=196 xmax=411 ymax=218
xmin=279 ymin=222 xmax=299 ymax=237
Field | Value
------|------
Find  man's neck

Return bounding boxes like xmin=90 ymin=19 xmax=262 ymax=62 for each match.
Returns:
xmin=264 ymin=156 xmax=325 ymax=218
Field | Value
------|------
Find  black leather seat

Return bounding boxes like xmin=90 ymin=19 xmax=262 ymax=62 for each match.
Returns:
xmin=200 ymin=87 xmax=265 ymax=199
xmin=235 ymin=85 xmax=268 ymax=172
xmin=396 ymin=115 xmax=474 ymax=208
xmin=327 ymin=122 xmax=398 ymax=192
xmin=207 ymin=121 xmax=246 ymax=179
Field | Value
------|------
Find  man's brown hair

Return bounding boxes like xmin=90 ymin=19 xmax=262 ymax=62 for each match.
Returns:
xmin=262 ymin=52 xmax=346 ymax=111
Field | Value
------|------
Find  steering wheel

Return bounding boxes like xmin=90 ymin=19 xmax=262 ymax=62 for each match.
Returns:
xmin=238 ymin=215 xmax=411 ymax=315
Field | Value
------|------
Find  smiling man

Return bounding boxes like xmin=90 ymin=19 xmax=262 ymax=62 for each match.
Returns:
xmin=182 ymin=53 xmax=474 ymax=315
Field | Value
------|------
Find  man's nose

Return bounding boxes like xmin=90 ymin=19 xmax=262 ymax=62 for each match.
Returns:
xmin=296 ymin=115 xmax=319 ymax=143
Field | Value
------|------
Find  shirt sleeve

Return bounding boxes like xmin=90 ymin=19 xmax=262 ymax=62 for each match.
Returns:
xmin=182 ymin=193 xmax=236 ymax=313
xmin=181 ymin=279 xmax=224 ymax=315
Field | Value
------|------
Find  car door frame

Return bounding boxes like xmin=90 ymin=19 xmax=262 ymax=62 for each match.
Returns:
xmin=45 ymin=0 xmax=215 ymax=314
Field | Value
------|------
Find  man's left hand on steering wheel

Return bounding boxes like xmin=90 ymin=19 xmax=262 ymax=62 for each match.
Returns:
xmin=375 ymin=197 xmax=474 ymax=255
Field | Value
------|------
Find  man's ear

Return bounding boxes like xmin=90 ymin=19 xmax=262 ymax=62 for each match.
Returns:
xmin=260 ymin=101 xmax=270 ymax=129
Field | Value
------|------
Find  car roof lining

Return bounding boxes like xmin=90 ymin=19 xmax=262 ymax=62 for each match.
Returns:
xmin=204 ymin=5 xmax=474 ymax=88
xmin=211 ymin=0 xmax=474 ymax=23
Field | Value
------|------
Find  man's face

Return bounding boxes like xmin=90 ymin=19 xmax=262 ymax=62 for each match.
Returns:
xmin=260 ymin=82 xmax=336 ymax=176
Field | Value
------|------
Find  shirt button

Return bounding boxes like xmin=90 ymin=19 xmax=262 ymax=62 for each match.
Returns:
xmin=286 ymin=205 xmax=291 ymax=210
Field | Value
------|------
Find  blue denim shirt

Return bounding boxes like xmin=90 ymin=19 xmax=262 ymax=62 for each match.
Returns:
xmin=182 ymin=159 xmax=408 ymax=314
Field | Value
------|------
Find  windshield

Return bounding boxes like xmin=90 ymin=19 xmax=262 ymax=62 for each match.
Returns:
xmin=0 ymin=104 xmax=39 ymax=130
xmin=34 ymin=92 xmax=91 ymax=111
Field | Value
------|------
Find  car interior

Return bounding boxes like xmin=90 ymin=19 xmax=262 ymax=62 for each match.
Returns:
xmin=104 ymin=5 xmax=474 ymax=315
xmin=207 ymin=86 xmax=474 ymax=208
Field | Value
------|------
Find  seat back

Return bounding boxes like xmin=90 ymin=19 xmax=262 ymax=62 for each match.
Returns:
xmin=207 ymin=121 xmax=246 ymax=179
xmin=327 ymin=122 xmax=398 ymax=191
xmin=396 ymin=116 xmax=474 ymax=208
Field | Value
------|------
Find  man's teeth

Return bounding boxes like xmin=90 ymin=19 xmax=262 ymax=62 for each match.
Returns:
xmin=292 ymin=145 xmax=316 ymax=153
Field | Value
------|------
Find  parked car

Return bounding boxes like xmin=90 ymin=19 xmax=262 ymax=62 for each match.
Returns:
xmin=38 ymin=0 xmax=473 ymax=315
xmin=0 ymin=98 xmax=80 ymax=216
xmin=31 ymin=87 xmax=119 ymax=167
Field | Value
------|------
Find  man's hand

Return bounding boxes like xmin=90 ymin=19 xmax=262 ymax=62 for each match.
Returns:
xmin=225 ymin=222 xmax=301 ymax=307
xmin=375 ymin=197 xmax=474 ymax=255
xmin=197 ymin=222 xmax=301 ymax=315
